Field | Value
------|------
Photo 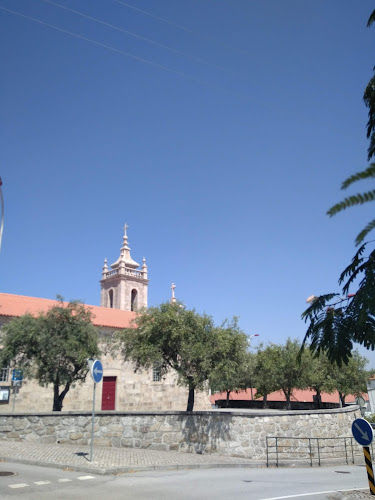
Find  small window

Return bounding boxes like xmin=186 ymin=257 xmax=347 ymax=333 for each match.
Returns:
xmin=152 ymin=363 xmax=161 ymax=382
xmin=0 ymin=368 xmax=9 ymax=382
xmin=109 ymin=289 xmax=114 ymax=308
xmin=131 ymin=289 xmax=138 ymax=311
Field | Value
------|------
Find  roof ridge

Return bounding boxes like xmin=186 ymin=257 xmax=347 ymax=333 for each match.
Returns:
xmin=0 ymin=293 xmax=137 ymax=329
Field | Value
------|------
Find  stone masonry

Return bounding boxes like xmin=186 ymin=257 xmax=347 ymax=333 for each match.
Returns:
xmin=0 ymin=406 xmax=359 ymax=462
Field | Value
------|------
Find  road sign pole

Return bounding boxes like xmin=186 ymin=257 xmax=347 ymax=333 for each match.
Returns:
xmin=363 ymin=446 xmax=375 ymax=496
xmin=12 ymin=387 xmax=16 ymax=413
xmin=87 ymin=358 xmax=103 ymax=463
xmin=90 ymin=382 xmax=96 ymax=462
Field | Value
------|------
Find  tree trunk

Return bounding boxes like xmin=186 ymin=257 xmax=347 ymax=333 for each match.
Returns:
xmin=339 ymin=392 xmax=345 ymax=408
xmin=263 ymin=392 xmax=268 ymax=409
xmin=285 ymin=392 xmax=291 ymax=410
xmin=186 ymin=384 xmax=195 ymax=412
xmin=225 ymin=390 xmax=231 ymax=408
xmin=315 ymin=389 xmax=322 ymax=409
xmin=52 ymin=382 xmax=70 ymax=412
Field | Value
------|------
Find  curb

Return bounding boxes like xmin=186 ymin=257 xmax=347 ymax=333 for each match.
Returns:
xmin=0 ymin=455 xmax=265 ymax=475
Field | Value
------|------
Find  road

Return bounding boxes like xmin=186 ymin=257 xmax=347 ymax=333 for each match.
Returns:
xmin=0 ymin=462 xmax=370 ymax=499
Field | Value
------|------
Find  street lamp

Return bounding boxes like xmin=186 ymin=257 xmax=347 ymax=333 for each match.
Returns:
xmin=247 ymin=333 xmax=259 ymax=345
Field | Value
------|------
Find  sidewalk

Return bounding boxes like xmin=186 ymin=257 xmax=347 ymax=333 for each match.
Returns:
xmin=0 ymin=441 xmax=260 ymax=475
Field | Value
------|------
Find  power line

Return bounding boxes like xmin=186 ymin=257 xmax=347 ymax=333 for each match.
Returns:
xmin=0 ymin=6 xmax=258 ymax=104
xmin=40 ymin=0 xmax=235 ymax=76
xmin=114 ymin=0 xmax=248 ymax=55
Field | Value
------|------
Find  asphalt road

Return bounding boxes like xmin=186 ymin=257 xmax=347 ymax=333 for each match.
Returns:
xmin=0 ymin=462 xmax=370 ymax=500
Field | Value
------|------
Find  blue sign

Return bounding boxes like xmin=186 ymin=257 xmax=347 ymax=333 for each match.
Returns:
xmin=12 ymin=369 xmax=23 ymax=382
xmin=90 ymin=360 xmax=103 ymax=384
xmin=352 ymin=418 xmax=373 ymax=446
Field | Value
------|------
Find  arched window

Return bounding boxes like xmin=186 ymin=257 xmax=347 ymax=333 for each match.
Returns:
xmin=131 ymin=289 xmax=138 ymax=311
xmin=108 ymin=289 xmax=114 ymax=308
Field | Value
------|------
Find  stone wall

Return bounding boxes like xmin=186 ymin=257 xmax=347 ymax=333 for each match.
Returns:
xmin=0 ymin=406 xmax=359 ymax=461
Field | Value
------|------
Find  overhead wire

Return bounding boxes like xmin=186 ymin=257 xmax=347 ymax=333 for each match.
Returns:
xmin=113 ymin=0 xmax=248 ymax=55
xmin=0 ymin=5 xmax=263 ymax=105
xmin=40 ymin=0 xmax=236 ymax=76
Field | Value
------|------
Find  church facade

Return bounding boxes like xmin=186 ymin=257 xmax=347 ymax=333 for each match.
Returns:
xmin=0 ymin=226 xmax=211 ymax=413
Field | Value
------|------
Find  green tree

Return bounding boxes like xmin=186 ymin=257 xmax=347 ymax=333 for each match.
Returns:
xmin=115 ymin=302 xmax=221 ymax=411
xmin=272 ymin=339 xmax=308 ymax=410
xmin=252 ymin=344 xmax=280 ymax=408
xmin=0 ymin=299 xmax=100 ymax=411
xmin=330 ymin=350 xmax=368 ymax=406
xmin=209 ymin=324 xmax=250 ymax=407
xmin=304 ymin=351 xmax=337 ymax=408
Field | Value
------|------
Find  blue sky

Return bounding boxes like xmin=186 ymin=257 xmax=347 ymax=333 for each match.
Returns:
xmin=1 ymin=1 xmax=375 ymax=363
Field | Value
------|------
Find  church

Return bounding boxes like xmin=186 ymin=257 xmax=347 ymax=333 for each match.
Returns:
xmin=0 ymin=226 xmax=211 ymax=412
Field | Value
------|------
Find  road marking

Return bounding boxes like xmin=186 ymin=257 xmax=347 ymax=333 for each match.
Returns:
xmin=259 ymin=489 xmax=368 ymax=500
xmin=58 ymin=478 xmax=72 ymax=482
xmin=9 ymin=483 xmax=29 ymax=489
xmin=77 ymin=475 xmax=96 ymax=480
xmin=34 ymin=480 xmax=51 ymax=485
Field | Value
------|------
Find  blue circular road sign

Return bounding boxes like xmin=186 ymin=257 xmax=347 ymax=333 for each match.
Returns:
xmin=352 ymin=418 xmax=373 ymax=447
xmin=91 ymin=360 xmax=103 ymax=384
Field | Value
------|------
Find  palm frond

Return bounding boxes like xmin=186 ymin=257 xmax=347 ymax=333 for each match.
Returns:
xmin=355 ymin=220 xmax=375 ymax=246
xmin=302 ymin=308 xmax=353 ymax=366
xmin=341 ymin=164 xmax=375 ymax=189
xmin=342 ymin=246 xmax=375 ymax=296
xmin=327 ymin=190 xmax=375 ymax=216
xmin=301 ymin=293 xmax=339 ymax=322
xmin=364 ymin=74 xmax=375 ymax=160
xmin=368 ymin=134 xmax=375 ymax=162
xmin=339 ymin=243 xmax=367 ymax=288
xmin=367 ymin=9 xmax=375 ymax=27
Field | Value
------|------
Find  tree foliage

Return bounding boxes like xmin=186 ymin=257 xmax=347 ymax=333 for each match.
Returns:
xmin=302 ymin=242 xmax=375 ymax=365
xmin=115 ymin=301 xmax=233 ymax=411
xmin=251 ymin=341 xmax=368 ymax=409
xmin=252 ymin=344 xmax=280 ymax=408
xmin=330 ymin=350 xmax=368 ymax=406
xmin=326 ymin=9 xmax=375 ymax=245
xmin=271 ymin=339 xmax=309 ymax=409
xmin=197 ymin=331 xmax=370 ymax=409
xmin=0 ymin=299 xmax=100 ymax=411
xmin=303 ymin=351 xmax=337 ymax=407
xmin=327 ymin=165 xmax=375 ymax=245
xmin=209 ymin=325 xmax=250 ymax=406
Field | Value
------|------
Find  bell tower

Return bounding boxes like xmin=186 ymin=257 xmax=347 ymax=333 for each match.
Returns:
xmin=100 ymin=224 xmax=148 ymax=311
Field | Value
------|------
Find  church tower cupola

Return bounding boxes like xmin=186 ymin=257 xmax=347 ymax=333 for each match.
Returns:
xmin=100 ymin=224 xmax=149 ymax=311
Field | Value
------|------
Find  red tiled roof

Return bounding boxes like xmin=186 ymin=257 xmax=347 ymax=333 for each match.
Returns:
xmin=210 ymin=389 xmax=368 ymax=404
xmin=0 ymin=293 xmax=136 ymax=329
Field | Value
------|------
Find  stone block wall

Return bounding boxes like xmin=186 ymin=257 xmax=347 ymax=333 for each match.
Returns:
xmin=0 ymin=406 xmax=359 ymax=461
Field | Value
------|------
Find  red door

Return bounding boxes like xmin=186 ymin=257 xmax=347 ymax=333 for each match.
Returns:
xmin=101 ymin=376 xmax=116 ymax=410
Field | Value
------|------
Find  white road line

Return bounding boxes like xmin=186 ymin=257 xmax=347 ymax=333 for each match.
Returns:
xmin=9 ymin=483 xmax=29 ymax=489
xmin=77 ymin=475 xmax=96 ymax=480
xmin=58 ymin=478 xmax=73 ymax=482
xmin=34 ymin=480 xmax=51 ymax=485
